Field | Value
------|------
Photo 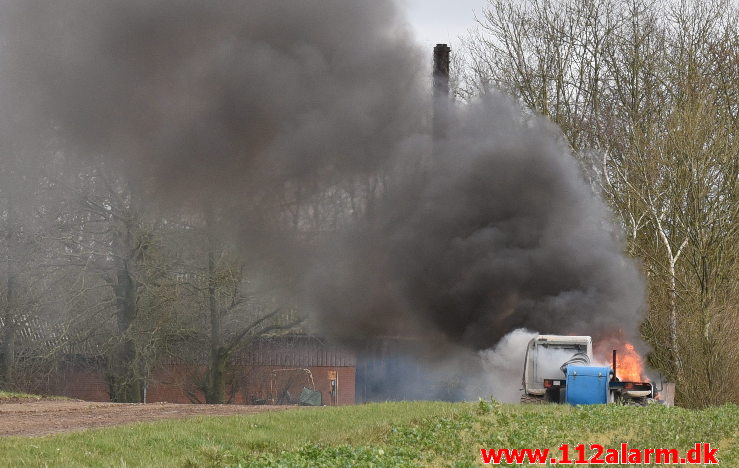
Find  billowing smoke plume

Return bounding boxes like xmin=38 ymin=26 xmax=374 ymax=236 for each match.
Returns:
xmin=308 ymin=96 xmax=646 ymax=352
xmin=479 ymin=329 xmax=539 ymax=402
xmin=0 ymin=0 xmax=646 ymax=395
xmin=0 ymin=0 xmax=424 ymax=201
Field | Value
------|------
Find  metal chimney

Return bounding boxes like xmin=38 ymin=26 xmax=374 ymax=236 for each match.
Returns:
xmin=432 ymin=44 xmax=451 ymax=143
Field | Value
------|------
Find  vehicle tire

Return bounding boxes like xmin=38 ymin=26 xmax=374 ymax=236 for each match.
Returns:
xmin=624 ymin=397 xmax=649 ymax=406
xmin=520 ymin=393 xmax=546 ymax=404
xmin=558 ymin=387 xmax=567 ymax=404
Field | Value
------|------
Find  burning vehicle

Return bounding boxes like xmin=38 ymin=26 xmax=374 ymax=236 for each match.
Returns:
xmin=521 ymin=335 xmax=663 ymax=405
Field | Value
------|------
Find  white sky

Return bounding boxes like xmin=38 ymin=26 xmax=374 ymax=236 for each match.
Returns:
xmin=400 ymin=0 xmax=489 ymax=51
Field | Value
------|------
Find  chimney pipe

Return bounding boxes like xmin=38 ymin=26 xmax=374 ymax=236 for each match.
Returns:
xmin=432 ymin=44 xmax=451 ymax=143
xmin=612 ymin=349 xmax=618 ymax=381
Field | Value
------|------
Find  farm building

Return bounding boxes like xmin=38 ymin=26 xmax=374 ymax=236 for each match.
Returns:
xmin=12 ymin=335 xmax=357 ymax=406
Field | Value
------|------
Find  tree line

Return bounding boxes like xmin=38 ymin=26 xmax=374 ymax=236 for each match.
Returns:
xmin=459 ymin=0 xmax=739 ymax=406
xmin=0 ymin=158 xmax=335 ymax=403
xmin=0 ymin=0 xmax=736 ymax=408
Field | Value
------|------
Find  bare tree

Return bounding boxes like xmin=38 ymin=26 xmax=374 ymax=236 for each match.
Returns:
xmin=158 ymin=207 xmax=303 ymax=404
xmin=463 ymin=0 xmax=739 ymax=405
xmin=42 ymin=164 xmax=178 ymax=402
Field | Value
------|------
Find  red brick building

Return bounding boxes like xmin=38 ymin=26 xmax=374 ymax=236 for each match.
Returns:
xmin=50 ymin=336 xmax=356 ymax=406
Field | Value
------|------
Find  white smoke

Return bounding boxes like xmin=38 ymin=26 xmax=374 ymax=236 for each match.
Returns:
xmin=478 ymin=329 xmax=538 ymax=402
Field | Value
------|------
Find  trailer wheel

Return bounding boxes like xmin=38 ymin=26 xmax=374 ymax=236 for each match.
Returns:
xmin=558 ymin=387 xmax=567 ymax=404
xmin=520 ymin=393 xmax=546 ymax=404
xmin=624 ymin=397 xmax=649 ymax=406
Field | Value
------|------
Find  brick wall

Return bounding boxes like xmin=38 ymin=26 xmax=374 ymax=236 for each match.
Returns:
xmin=53 ymin=367 xmax=110 ymax=402
xmin=49 ymin=364 xmax=355 ymax=406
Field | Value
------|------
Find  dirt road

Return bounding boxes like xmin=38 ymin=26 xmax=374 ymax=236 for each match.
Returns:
xmin=0 ymin=400 xmax=290 ymax=437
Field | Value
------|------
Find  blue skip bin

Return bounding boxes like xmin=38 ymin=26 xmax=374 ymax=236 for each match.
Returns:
xmin=565 ymin=366 xmax=611 ymax=405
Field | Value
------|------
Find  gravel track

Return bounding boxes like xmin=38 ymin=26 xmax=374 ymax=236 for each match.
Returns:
xmin=0 ymin=400 xmax=290 ymax=437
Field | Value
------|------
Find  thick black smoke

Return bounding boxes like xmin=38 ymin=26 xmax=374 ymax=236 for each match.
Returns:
xmin=0 ymin=1 xmax=645 ymax=362
xmin=0 ymin=0 xmax=424 ymax=200
xmin=308 ymin=97 xmax=646 ymax=352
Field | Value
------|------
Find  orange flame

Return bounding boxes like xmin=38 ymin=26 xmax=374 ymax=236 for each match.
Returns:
xmin=594 ymin=334 xmax=649 ymax=383
xmin=615 ymin=342 xmax=647 ymax=382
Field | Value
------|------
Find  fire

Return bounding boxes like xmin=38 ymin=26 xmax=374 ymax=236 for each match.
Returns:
xmin=615 ymin=342 xmax=647 ymax=382
xmin=594 ymin=334 xmax=649 ymax=382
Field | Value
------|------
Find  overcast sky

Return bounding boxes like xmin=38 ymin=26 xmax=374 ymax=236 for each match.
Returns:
xmin=401 ymin=0 xmax=488 ymax=51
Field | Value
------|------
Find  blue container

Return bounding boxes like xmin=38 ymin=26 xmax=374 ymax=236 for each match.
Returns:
xmin=565 ymin=366 xmax=611 ymax=405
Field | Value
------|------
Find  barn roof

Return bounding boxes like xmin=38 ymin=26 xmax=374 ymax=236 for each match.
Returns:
xmin=236 ymin=335 xmax=356 ymax=367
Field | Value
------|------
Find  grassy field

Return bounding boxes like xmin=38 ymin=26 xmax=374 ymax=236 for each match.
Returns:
xmin=0 ymin=391 xmax=68 ymax=401
xmin=0 ymin=400 xmax=737 ymax=467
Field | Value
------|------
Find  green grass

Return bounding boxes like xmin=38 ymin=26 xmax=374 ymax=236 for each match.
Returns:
xmin=0 ymin=391 xmax=68 ymax=401
xmin=0 ymin=401 xmax=737 ymax=467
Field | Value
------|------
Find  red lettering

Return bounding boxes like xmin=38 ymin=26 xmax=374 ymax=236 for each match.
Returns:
xmin=480 ymin=449 xmax=530 ymax=464
xmin=643 ymin=448 xmax=654 ymax=464
xmin=589 ymin=444 xmax=605 ymax=464
xmin=575 ymin=444 xmax=587 ymax=463
xmin=481 ymin=443 xmax=717 ymax=465
xmin=529 ymin=448 xmax=550 ymax=464
xmin=703 ymin=443 xmax=719 ymax=464
xmin=504 ymin=449 xmax=528 ymax=464
xmin=559 ymin=443 xmax=572 ymax=463
xmin=480 ymin=449 xmax=497 ymax=464
xmin=604 ymin=449 xmax=619 ymax=463
xmin=627 ymin=449 xmax=642 ymax=464
xmin=687 ymin=443 xmax=701 ymax=463
xmin=655 ymin=448 xmax=679 ymax=463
